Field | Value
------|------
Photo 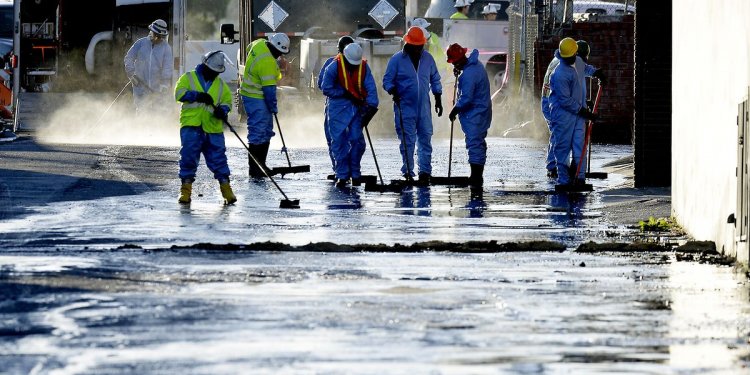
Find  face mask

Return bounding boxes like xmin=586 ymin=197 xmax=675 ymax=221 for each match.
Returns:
xmin=404 ymin=44 xmax=424 ymax=56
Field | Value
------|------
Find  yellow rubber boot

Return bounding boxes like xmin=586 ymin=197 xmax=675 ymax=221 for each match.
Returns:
xmin=219 ymin=181 xmax=237 ymax=205
xmin=178 ymin=182 xmax=192 ymax=204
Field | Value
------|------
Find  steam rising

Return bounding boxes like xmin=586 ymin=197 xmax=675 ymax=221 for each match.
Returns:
xmin=34 ymin=86 xmax=548 ymax=150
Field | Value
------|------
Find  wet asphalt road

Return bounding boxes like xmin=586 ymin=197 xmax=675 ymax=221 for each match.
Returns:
xmin=0 ymin=137 xmax=632 ymax=249
xmin=1 ymin=137 xmax=748 ymax=373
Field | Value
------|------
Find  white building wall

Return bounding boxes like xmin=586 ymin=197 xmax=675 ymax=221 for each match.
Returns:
xmin=673 ymin=1 xmax=750 ymax=262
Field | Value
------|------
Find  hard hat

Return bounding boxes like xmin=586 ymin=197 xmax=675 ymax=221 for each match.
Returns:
xmin=148 ymin=19 xmax=168 ymax=36
xmin=337 ymin=35 xmax=354 ymax=53
xmin=482 ymin=3 xmax=500 ymax=14
xmin=446 ymin=43 xmax=468 ymax=64
xmin=268 ymin=33 xmax=290 ymax=54
xmin=559 ymin=37 xmax=578 ymax=58
xmin=202 ymin=51 xmax=227 ymax=73
xmin=403 ymin=26 xmax=427 ymax=46
xmin=576 ymin=40 xmax=590 ymax=59
xmin=343 ymin=43 xmax=363 ymax=65
xmin=410 ymin=18 xmax=431 ymax=29
xmin=454 ymin=0 xmax=474 ymax=8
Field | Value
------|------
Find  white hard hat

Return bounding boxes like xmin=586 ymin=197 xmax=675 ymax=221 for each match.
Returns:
xmin=148 ymin=19 xmax=168 ymax=36
xmin=268 ymin=33 xmax=290 ymax=54
xmin=419 ymin=27 xmax=430 ymax=41
xmin=454 ymin=0 xmax=474 ymax=8
xmin=343 ymin=43 xmax=363 ymax=65
xmin=202 ymin=51 xmax=228 ymax=73
xmin=410 ymin=18 xmax=431 ymax=29
xmin=482 ymin=3 xmax=500 ymax=14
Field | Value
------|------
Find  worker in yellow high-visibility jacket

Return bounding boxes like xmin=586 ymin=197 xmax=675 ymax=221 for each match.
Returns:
xmin=239 ymin=33 xmax=290 ymax=178
xmin=451 ymin=0 xmax=473 ymax=19
xmin=174 ymin=51 xmax=236 ymax=205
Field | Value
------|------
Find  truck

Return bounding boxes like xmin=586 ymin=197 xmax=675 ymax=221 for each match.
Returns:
xmin=11 ymin=0 xmax=187 ymax=131
xmin=424 ymin=0 xmax=511 ymax=93
xmin=220 ymin=0 xmax=407 ymax=107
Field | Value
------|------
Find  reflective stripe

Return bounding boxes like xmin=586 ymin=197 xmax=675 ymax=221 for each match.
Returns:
xmin=240 ymin=43 xmax=278 ymax=98
xmin=175 ymin=88 xmax=188 ymax=98
xmin=248 ymin=52 xmax=272 ymax=73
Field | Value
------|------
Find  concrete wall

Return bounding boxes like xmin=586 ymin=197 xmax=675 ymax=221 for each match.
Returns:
xmin=673 ymin=1 xmax=750 ymax=263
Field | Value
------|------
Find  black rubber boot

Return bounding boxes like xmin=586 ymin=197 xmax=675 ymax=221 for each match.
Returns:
xmin=469 ymin=163 xmax=484 ymax=187
xmin=248 ymin=144 xmax=264 ymax=178
xmin=418 ymin=172 xmax=431 ymax=185
xmin=258 ymin=142 xmax=271 ymax=175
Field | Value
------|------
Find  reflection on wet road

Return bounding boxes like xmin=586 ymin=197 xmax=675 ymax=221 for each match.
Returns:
xmin=3 ymin=138 xmax=746 ymax=373
xmin=0 ymin=139 xmax=631 ymax=249
xmin=1 ymin=250 xmax=749 ymax=373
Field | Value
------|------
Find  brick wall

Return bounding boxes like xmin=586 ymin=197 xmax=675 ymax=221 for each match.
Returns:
xmin=534 ymin=16 xmax=635 ymax=144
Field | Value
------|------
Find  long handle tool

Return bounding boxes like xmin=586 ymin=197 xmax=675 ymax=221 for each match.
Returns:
xmin=221 ymin=114 xmax=300 ymax=208
xmin=448 ymin=77 xmax=458 ymax=178
xmin=91 ymin=80 xmax=132 ymax=128
xmin=575 ymin=83 xmax=603 ymax=180
xmin=271 ymin=113 xmax=311 ymax=176
xmin=395 ymin=100 xmax=414 ymax=186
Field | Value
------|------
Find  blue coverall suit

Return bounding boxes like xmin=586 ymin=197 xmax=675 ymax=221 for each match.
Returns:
xmin=382 ymin=50 xmax=442 ymax=177
xmin=454 ymin=49 xmax=492 ymax=165
xmin=319 ymin=57 xmax=336 ymax=171
xmin=543 ymin=55 xmax=596 ymax=173
xmin=549 ymin=50 xmax=586 ymax=185
xmin=321 ymin=58 xmax=379 ymax=181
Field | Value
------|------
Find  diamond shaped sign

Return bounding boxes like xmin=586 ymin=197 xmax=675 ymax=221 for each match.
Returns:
xmin=258 ymin=1 xmax=289 ymax=31
xmin=368 ymin=0 xmax=398 ymax=29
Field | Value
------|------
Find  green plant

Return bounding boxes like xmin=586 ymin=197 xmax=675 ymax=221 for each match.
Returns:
xmin=639 ymin=216 xmax=672 ymax=232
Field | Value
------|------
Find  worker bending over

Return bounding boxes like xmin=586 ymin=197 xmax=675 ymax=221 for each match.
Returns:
xmin=240 ymin=33 xmax=290 ymax=178
xmin=321 ymin=43 xmax=379 ymax=187
xmin=174 ymin=51 xmax=236 ymax=205
xmin=319 ymin=36 xmax=356 ymax=173
xmin=383 ymin=26 xmax=443 ymax=183
xmin=446 ymin=43 xmax=492 ymax=187
xmin=548 ymin=38 xmax=597 ymax=186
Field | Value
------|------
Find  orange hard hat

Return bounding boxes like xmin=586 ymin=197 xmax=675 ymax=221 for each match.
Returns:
xmin=446 ymin=43 xmax=468 ymax=63
xmin=403 ymin=26 xmax=427 ymax=46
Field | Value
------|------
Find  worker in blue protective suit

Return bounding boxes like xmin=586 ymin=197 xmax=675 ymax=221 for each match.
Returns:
xmin=124 ymin=19 xmax=173 ymax=116
xmin=541 ymin=39 xmax=606 ymax=179
xmin=446 ymin=43 xmax=492 ymax=187
xmin=319 ymin=36 xmax=355 ymax=173
xmin=174 ymin=51 xmax=236 ymax=205
xmin=382 ymin=26 xmax=443 ymax=183
xmin=548 ymin=38 xmax=598 ymax=186
xmin=541 ymin=56 xmax=561 ymax=178
xmin=239 ymin=33 xmax=290 ymax=178
xmin=321 ymin=43 xmax=379 ymax=188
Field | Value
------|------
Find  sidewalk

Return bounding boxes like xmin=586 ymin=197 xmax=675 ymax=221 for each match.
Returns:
xmin=597 ymin=155 xmax=672 ymax=228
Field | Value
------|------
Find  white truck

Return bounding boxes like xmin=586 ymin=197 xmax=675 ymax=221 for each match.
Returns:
xmin=12 ymin=0 xmax=187 ymax=131
xmin=424 ymin=0 xmax=510 ymax=92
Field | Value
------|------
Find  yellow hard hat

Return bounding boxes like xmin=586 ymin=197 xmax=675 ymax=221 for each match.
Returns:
xmin=559 ymin=37 xmax=578 ymax=58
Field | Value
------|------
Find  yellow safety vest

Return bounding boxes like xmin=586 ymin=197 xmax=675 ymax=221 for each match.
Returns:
xmin=174 ymin=71 xmax=232 ymax=134
xmin=240 ymin=39 xmax=282 ymax=99
xmin=450 ymin=12 xmax=469 ymax=20
xmin=427 ymin=31 xmax=450 ymax=73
